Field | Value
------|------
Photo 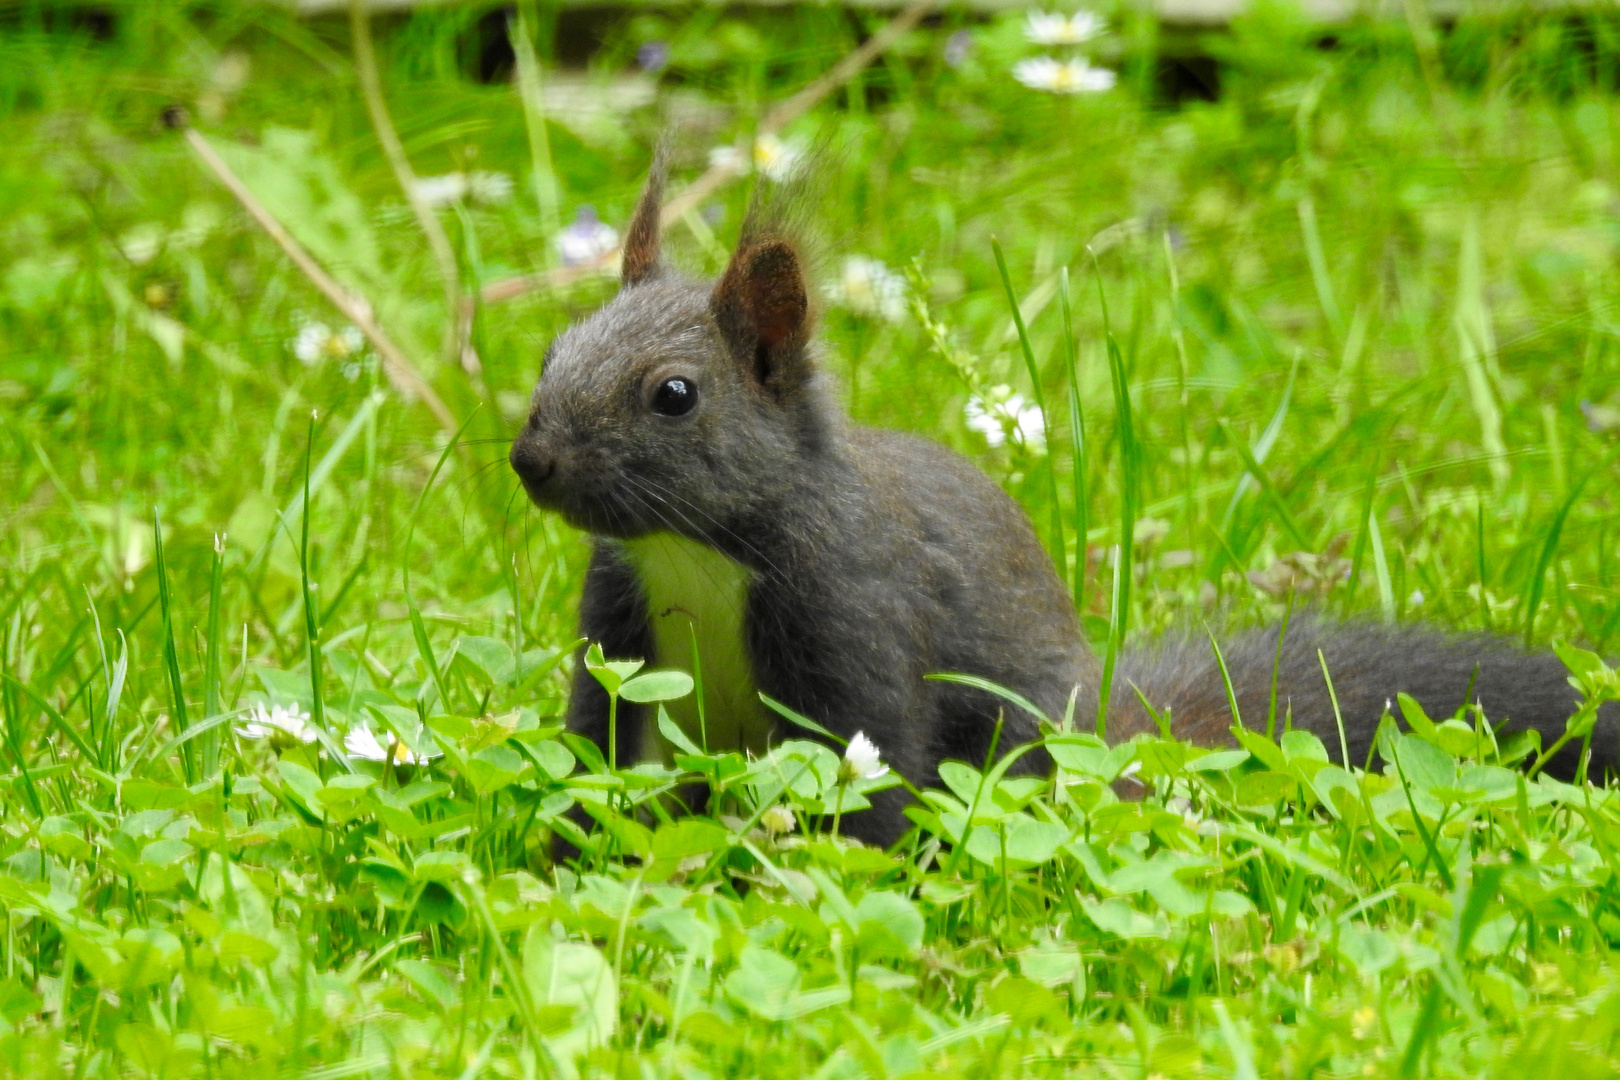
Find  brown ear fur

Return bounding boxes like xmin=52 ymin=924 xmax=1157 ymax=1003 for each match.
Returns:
xmin=620 ymin=152 xmax=666 ymax=287
xmin=711 ymin=237 xmax=813 ymax=392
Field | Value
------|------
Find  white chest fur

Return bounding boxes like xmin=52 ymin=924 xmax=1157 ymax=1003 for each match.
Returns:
xmin=616 ymin=531 xmax=773 ymax=761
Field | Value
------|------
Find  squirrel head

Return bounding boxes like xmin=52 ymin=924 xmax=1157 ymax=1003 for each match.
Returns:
xmin=510 ymin=161 xmax=837 ymax=542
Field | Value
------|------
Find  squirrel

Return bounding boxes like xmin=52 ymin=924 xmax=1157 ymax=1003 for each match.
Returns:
xmin=510 ymin=162 xmax=1616 ymax=848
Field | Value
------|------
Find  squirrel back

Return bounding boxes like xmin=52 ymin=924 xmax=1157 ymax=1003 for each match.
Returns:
xmin=511 ymin=162 xmax=1612 ymax=847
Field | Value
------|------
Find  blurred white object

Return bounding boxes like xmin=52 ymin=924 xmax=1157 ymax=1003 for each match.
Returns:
xmin=760 ymin=804 xmax=798 ymax=835
xmin=708 ymin=134 xmax=804 ymax=182
xmin=965 ymin=385 xmax=1046 ymax=450
xmin=840 ymin=731 xmax=890 ymax=783
xmin=291 ymin=321 xmax=363 ymax=365
xmin=237 ymin=703 xmax=317 ymax=743
xmin=1024 ymin=10 xmax=1106 ymax=45
xmin=556 ymin=205 xmax=620 ymax=267
xmin=344 ymin=725 xmax=441 ymax=765
xmin=413 ymin=170 xmax=515 ymax=208
xmin=826 ymin=255 xmax=907 ymax=323
xmin=1013 ymin=56 xmax=1116 ymax=94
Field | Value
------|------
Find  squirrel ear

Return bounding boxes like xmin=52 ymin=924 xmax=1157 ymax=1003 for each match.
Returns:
xmin=620 ymin=154 xmax=666 ymax=287
xmin=712 ymin=238 xmax=811 ymax=390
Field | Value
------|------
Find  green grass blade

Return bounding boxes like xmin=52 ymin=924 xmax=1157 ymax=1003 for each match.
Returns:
xmin=992 ymin=237 xmax=1066 ymax=581
xmin=1218 ymin=419 xmax=1311 ymax=552
xmin=925 ymin=671 xmax=1050 ymax=725
xmin=104 ymin=630 xmax=129 ymax=773
xmin=1164 ymin=232 xmax=1196 ymax=544
xmin=201 ymin=532 xmax=227 ymax=776
xmin=1219 ymin=352 xmax=1298 ymax=536
xmin=1266 ymin=595 xmax=1294 ymax=741
xmin=247 ymin=393 xmax=382 ymax=575
xmin=409 ymin=604 xmax=449 ymax=716
xmin=1207 ymin=626 xmax=1244 ymax=731
xmin=1095 ymin=264 xmax=1138 ymax=738
xmin=759 ymin=693 xmax=840 ymax=743
xmin=152 ymin=509 xmax=195 ymax=784
xmin=401 ymin=408 xmax=481 ymax=714
xmin=1059 ymin=267 xmax=1088 ymax=612
xmin=1318 ymin=649 xmax=1351 ymax=769
xmin=1297 ymin=195 xmax=1342 ymax=335
xmin=1345 ymin=451 xmax=1382 ymax=616
xmin=1399 ymin=984 xmax=1446 ymax=1079
xmin=85 ymin=590 xmax=112 ymax=770
xmin=2 ymin=672 xmax=97 ymax=764
xmin=511 ymin=1 xmax=562 ymax=240
xmin=1368 ymin=508 xmax=1395 ymax=623
xmin=299 ymin=413 xmax=326 ymax=738
xmin=1522 ymin=472 xmax=1590 ymax=647
xmin=688 ymin=621 xmax=708 ymax=752
xmin=1455 ymin=215 xmax=1510 ymax=490
xmin=0 ymin=653 xmax=43 ymax=818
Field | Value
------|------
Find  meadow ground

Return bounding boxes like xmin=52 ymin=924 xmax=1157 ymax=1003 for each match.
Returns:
xmin=4 ymin=1 xmax=1620 ymax=1075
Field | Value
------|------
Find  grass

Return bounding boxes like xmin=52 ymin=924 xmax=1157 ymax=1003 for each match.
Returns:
xmin=5 ymin=0 xmax=1620 ymax=1075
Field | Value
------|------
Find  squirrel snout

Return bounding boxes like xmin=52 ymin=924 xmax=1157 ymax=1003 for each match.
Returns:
xmin=509 ymin=440 xmax=556 ymax=490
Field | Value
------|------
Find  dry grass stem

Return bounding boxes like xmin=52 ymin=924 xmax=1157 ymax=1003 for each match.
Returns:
xmin=182 ymin=125 xmax=460 ymax=435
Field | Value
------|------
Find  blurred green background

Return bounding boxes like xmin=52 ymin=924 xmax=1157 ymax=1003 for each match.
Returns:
xmin=7 ymin=2 xmax=1620 ymax=1075
xmin=7 ymin=0 xmax=1620 ymax=693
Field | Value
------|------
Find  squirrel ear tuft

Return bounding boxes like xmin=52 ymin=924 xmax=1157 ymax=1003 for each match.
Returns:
xmin=712 ymin=238 xmax=812 ymax=390
xmin=620 ymin=153 xmax=666 ymax=287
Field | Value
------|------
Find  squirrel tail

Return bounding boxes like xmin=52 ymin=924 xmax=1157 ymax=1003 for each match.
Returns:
xmin=1112 ymin=614 xmax=1617 ymax=780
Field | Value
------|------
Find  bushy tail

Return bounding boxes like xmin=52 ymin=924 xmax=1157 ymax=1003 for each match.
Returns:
xmin=1112 ymin=615 xmax=1617 ymax=781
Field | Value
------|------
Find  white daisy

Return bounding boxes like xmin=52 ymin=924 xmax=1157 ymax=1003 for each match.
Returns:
xmin=413 ymin=173 xmax=468 ymax=207
xmin=237 ymin=703 xmax=317 ymax=743
xmin=1167 ymin=796 xmax=1202 ymax=831
xmin=760 ymin=804 xmax=798 ymax=835
xmin=465 ymin=170 xmax=514 ymax=204
xmin=344 ymin=725 xmax=441 ymax=765
xmin=965 ymin=385 xmax=1046 ymax=451
xmin=753 ymin=135 xmax=803 ymax=182
xmin=555 ymin=205 xmax=620 ymax=268
xmin=708 ymin=135 xmax=805 ymax=183
xmin=826 ymin=255 xmax=907 ymax=323
xmin=1023 ymin=10 xmax=1106 ymax=46
xmin=413 ymin=171 xmax=514 ymax=209
xmin=1012 ymin=56 xmax=1116 ymax=94
xmin=839 ymin=731 xmax=889 ymax=784
xmin=290 ymin=321 xmax=363 ymax=366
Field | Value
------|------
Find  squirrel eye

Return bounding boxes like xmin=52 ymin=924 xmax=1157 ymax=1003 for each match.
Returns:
xmin=651 ymin=377 xmax=697 ymax=417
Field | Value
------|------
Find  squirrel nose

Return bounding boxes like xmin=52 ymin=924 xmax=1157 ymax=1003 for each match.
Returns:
xmin=509 ymin=440 xmax=556 ymax=488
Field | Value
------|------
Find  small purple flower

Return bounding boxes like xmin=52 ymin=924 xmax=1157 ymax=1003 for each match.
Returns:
xmin=1582 ymin=400 xmax=1620 ymax=434
xmin=637 ymin=41 xmax=670 ymax=73
xmin=556 ymin=205 xmax=619 ymax=268
xmin=944 ymin=30 xmax=973 ymax=68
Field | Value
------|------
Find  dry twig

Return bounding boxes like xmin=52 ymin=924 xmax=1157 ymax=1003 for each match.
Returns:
xmin=349 ymin=0 xmax=475 ymax=376
xmin=182 ymin=125 xmax=460 ymax=435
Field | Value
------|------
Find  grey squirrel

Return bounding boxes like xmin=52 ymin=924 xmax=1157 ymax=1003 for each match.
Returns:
xmin=509 ymin=163 xmax=1616 ymax=847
